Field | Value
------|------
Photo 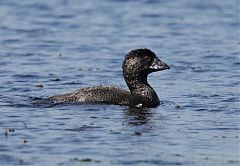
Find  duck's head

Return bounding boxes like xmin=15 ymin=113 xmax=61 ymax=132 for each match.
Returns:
xmin=122 ymin=48 xmax=170 ymax=90
xmin=123 ymin=48 xmax=170 ymax=77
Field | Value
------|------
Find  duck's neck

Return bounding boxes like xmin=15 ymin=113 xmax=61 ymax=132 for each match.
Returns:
xmin=124 ymin=72 xmax=160 ymax=107
xmin=124 ymin=72 xmax=154 ymax=93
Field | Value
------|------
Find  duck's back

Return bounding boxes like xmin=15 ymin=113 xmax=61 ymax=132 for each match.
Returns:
xmin=48 ymin=86 xmax=131 ymax=105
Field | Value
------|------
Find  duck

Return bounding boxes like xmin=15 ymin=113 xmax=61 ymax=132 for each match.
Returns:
xmin=48 ymin=48 xmax=170 ymax=108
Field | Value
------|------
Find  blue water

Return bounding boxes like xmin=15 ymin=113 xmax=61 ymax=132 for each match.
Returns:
xmin=0 ymin=0 xmax=239 ymax=165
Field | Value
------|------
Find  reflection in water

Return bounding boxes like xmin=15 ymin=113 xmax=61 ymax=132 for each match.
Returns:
xmin=1 ymin=0 xmax=238 ymax=165
xmin=123 ymin=107 xmax=153 ymax=126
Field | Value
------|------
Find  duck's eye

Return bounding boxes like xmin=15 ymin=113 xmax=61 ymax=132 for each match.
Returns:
xmin=143 ymin=57 xmax=153 ymax=65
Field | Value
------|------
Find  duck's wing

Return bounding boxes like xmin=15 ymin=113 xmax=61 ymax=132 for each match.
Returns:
xmin=48 ymin=86 xmax=131 ymax=105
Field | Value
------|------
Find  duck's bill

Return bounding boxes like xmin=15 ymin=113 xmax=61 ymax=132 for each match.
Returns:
xmin=149 ymin=58 xmax=170 ymax=71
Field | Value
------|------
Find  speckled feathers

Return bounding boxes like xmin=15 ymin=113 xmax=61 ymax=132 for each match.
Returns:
xmin=48 ymin=48 xmax=170 ymax=108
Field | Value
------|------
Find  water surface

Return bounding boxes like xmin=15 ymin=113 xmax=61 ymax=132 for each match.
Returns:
xmin=0 ymin=0 xmax=239 ymax=165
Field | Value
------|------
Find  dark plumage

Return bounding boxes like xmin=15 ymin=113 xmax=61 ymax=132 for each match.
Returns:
xmin=48 ymin=48 xmax=170 ymax=108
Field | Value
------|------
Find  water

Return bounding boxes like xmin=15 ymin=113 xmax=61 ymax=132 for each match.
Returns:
xmin=0 ymin=0 xmax=239 ymax=165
